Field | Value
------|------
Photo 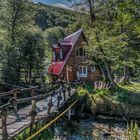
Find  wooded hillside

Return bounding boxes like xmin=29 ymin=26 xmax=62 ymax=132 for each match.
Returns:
xmin=0 ymin=0 xmax=79 ymax=84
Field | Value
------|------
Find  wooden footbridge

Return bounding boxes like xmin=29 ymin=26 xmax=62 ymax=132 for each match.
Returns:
xmin=0 ymin=83 xmax=77 ymax=140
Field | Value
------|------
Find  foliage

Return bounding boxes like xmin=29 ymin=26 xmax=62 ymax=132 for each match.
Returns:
xmin=92 ymin=83 xmax=140 ymax=105
xmin=44 ymin=26 xmax=66 ymax=47
xmin=76 ymin=87 xmax=87 ymax=97
xmin=34 ymin=3 xmax=78 ymax=30
xmin=127 ymin=121 xmax=139 ymax=140
xmin=19 ymin=28 xmax=46 ymax=83
xmin=85 ymin=84 xmax=94 ymax=94
xmin=0 ymin=0 xmax=79 ymax=84
xmin=68 ymin=0 xmax=140 ymax=85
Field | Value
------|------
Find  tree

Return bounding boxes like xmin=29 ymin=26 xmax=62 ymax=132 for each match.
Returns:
xmin=44 ymin=27 xmax=66 ymax=47
xmin=69 ymin=0 xmax=140 ymax=87
xmin=20 ymin=28 xmax=46 ymax=83
xmin=116 ymin=0 xmax=140 ymax=83
xmin=0 ymin=0 xmax=36 ymax=84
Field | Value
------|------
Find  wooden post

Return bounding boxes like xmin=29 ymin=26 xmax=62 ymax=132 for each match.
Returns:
xmin=1 ymin=108 xmax=8 ymax=140
xmin=13 ymin=89 xmax=18 ymax=112
xmin=30 ymin=89 xmax=37 ymax=134
xmin=9 ymin=97 xmax=20 ymax=120
xmin=62 ymin=87 xmax=66 ymax=101
xmin=47 ymin=96 xmax=53 ymax=114
xmin=66 ymin=66 xmax=69 ymax=83
xmin=57 ymin=92 xmax=62 ymax=108
xmin=13 ymin=89 xmax=20 ymax=120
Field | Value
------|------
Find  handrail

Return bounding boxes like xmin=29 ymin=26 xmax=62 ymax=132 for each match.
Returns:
xmin=0 ymin=86 xmax=38 ymax=97
xmin=0 ymin=83 xmax=73 ymax=140
xmin=0 ymin=87 xmax=61 ymax=110
xmin=26 ymin=100 xmax=78 ymax=140
xmin=0 ymin=91 xmax=14 ymax=97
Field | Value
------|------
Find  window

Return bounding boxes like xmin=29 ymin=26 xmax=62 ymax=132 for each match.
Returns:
xmin=60 ymin=49 xmax=63 ymax=60
xmin=76 ymin=48 xmax=85 ymax=57
xmin=91 ymin=66 xmax=96 ymax=72
xmin=53 ymin=51 xmax=56 ymax=61
xmin=78 ymin=66 xmax=87 ymax=77
xmin=53 ymin=48 xmax=63 ymax=61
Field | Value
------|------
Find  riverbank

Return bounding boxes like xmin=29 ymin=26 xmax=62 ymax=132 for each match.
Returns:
xmin=76 ymin=82 xmax=140 ymax=120
xmin=34 ymin=114 xmax=139 ymax=140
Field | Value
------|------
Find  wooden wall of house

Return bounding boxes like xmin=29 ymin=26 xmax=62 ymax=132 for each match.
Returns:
xmin=61 ymin=33 xmax=102 ymax=82
xmin=61 ymin=45 xmax=70 ymax=60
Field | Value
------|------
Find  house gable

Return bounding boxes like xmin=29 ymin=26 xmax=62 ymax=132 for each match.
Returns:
xmin=48 ymin=29 xmax=87 ymax=76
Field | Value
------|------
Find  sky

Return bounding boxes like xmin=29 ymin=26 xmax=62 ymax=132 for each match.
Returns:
xmin=33 ymin=0 xmax=71 ymax=6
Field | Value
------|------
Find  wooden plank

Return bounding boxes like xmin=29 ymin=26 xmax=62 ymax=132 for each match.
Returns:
xmin=0 ymin=89 xmax=75 ymax=140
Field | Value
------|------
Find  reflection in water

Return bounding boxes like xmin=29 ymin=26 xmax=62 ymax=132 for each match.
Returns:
xmin=38 ymin=116 xmax=128 ymax=140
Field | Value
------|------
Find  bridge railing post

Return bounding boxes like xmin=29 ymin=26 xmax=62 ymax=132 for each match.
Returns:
xmin=13 ymin=89 xmax=17 ymax=111
xmin=57 ymin=91 xmax=62 ymax=108
xmin=62 ymin=86 xmax=66 ymax=101
xmin=47 ymin=95 xmax=53 ymax=114
xmin=11 ymin=89 xmax=20 ymax=120
xmin=1 ymin=108 xmax=8 ymax=140
xmin=29 ymin=89 xmax=37 ymax=134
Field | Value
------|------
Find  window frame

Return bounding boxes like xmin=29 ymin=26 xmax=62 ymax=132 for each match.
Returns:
xmin=76 ymin=48 xmax=86 ymax=57
xmin=78 ymin=66 xmax=88 ymax=78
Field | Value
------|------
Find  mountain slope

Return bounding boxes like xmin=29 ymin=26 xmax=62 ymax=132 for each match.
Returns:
xmin=34 ymin=2 xmax=78 ymax=30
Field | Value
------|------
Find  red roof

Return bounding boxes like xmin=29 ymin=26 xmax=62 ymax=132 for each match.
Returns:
xmin=48 ymin=29 xmax=87 ymax=76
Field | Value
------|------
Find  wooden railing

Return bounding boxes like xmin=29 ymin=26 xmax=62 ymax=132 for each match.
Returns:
xmin=0 ymin=84 xmax=72 ymax=140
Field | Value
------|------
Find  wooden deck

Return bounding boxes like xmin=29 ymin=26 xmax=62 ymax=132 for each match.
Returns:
xmin=0 ymin=86 xmax=76 ymax=140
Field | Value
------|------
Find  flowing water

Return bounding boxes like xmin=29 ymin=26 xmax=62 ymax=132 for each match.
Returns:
xmin=38 ymin=115 xmax=129 ymax=140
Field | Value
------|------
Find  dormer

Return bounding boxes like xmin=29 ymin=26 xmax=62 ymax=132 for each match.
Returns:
xmin=52 ymin=43 xmax=63 ymax=62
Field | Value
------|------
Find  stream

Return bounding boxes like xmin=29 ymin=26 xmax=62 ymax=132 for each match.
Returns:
xmin=38 ymin=115 xmax=130 ymax=140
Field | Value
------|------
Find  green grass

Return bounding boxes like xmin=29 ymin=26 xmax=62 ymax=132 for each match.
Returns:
xmin=77 ymin=82 xmax=140 ymax=105
xmin=76 ymin=82 xmax=140 ymax=118
xmin=120 ymin=82 xmax=140 ymax=94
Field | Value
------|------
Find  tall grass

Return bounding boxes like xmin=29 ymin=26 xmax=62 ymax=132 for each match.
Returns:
xmin=127 ymin=121 xmax=139 ymax=140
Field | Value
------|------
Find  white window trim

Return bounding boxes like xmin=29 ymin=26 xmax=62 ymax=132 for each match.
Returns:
xmin=79 ymin=66 xmax=88 ymax=78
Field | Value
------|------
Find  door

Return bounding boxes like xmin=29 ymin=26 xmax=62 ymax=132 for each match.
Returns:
xmin=66 ymin=65 xmax=76 ymax=82
xmin=78 ymin=66 xmax=88 ymax=78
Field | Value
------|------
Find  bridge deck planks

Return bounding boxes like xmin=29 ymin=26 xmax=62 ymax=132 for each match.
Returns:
xmin=0 ymin=89 xmax=75 ymax=140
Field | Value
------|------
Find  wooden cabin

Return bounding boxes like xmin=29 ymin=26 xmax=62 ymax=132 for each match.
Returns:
xmin=48 ymin=29 xmax=101 ymax=82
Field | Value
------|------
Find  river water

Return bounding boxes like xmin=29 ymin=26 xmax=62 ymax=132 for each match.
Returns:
xmin=39 ymin=115 xmax=129 ymax=140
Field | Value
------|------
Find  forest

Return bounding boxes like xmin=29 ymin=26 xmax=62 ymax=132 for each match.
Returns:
xmin=0 ymin=0 xmax=80 ymax=84
xmin=0 ymin=0 xmax=140 ymax=140
xmin=0 ymin=0 xmax=139 ymax=87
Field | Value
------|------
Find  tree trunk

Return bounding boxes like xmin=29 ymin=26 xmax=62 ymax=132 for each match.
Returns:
xmin=95 ymin=32 xmax=118 ymax=88
xmin=123 ymin=47 xmax=130 ymax=83
xmin=88 ymin=0 xmax=95 ymax=26
xmin=123 ymin=65 xmax=130 ymax=83
xmin=98 ymin=46 xmax=118 ymax=88
xmin=94 ymin=56 xmax=109 ymax=82
xmin=104 ymin=61 xmax=118 ymax=88
xmin=99 ymin=64 xmax=109 ymax=82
